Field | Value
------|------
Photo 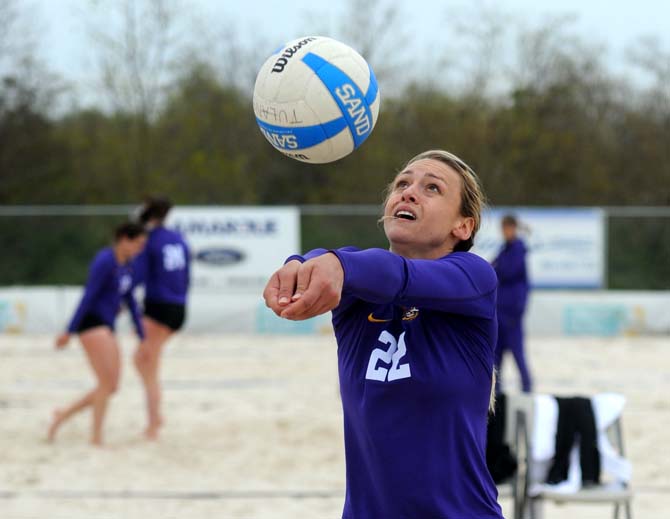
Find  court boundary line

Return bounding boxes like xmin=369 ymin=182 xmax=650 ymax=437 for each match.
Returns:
xmin=1 ymin=485 xmax=669 ymax=500
xmin=0 ymin=489 xmax=345 ymax=500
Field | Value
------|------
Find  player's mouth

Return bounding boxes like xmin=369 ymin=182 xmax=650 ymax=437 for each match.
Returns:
xmin=394 ymin=209 xmax=417 ymax=221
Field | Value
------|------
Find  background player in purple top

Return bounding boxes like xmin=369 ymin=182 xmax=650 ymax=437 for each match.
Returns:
xmin=264 ymin=150 xmax=504 ymax=519
xmin=49 ymin=222 xmax=147 ymax=446
xmin=133 ymin=196 xmax=190 ymax=440
xmin=491 ymin=214 xmax=532 ymax=393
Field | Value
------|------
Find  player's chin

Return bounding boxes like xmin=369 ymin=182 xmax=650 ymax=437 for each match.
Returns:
xmin=385 ymin=218 xmax=416 ymax=233
xmin=385 ymin=226 xmax=418 ymax=246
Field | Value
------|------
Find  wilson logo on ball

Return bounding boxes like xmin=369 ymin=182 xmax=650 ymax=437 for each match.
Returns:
xmin=253 ymin=36 xmax=381 ymax=164
xmin=271 ymin=37 xmax=318 ymax=73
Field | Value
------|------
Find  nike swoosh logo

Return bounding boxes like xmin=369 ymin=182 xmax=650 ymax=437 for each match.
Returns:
xmin=368 ymin=313 xmax=392 ymax=323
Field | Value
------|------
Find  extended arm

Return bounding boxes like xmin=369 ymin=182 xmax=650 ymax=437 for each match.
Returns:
xmin=332 ymin=248 xmax=497 ymax=318
xmin=264 ymin=247 xmax=357 ymax=316
xmin=123 ymin=290 xmax=145 ymax=339
xmin=268 ymin=248 xmax=497 ymax=321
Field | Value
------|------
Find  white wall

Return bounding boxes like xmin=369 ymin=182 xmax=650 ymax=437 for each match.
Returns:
xmin=525 ymin=290 xmax=670 ymax=336
xmin=1 ymin=287 xmax=668 ymax=336
xmin=0 ymin=287 xmax=331 ymax=336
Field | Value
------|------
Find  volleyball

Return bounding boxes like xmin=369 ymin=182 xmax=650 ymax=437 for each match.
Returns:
xmin=253 ymin=36 xmax=381 ymax=164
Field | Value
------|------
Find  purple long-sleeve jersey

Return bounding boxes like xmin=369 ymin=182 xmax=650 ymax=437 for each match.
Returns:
xmin=134 ymin=226 xmax=190 ymax=305
xmin=291 ymin=247 xmax=503 ymax=519
xmin=491 ymin=238 xmax=529 ymax=318
xmin=67 ymin=247 xmax=144 ymax=338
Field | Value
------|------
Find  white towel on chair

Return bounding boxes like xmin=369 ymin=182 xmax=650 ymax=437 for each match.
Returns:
xmin=528 ymin=392 xmax=632 ymax=496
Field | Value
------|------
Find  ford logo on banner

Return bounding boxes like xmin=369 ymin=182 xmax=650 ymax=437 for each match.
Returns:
xmin=195 ymin=248 xmax=245 ymax=266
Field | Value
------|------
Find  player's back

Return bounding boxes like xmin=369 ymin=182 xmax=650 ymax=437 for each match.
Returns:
xmin=494 ymin=238 xmax=528 ymax=316
xmin=138 ymin=226 xmax=190 ymax=305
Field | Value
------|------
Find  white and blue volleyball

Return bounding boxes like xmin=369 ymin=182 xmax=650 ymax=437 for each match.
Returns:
xmin=253 ymin=36 xmax=380 ymax=164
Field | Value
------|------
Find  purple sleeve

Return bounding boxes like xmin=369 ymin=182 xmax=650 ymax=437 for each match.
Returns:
xmin=123 ymin=290 xmax=145 ymax=339
xmin=284 ymin=248 xmax=330 ymax=264
xmin=283 ymin=247 xmax=361 ymax=313
xmin=67 ymin=253 xmax=112 ymax=333
xmin=493 ymin=241 xmax=527 ymax=283
xmin=331 ymin=248 xmax=497 ymax=318
xmin=285 ymin=247 xmax=360 ymax=264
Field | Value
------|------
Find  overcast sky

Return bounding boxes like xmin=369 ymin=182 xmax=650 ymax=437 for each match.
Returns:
xmin=22 ymin=0 xmax=670 ymax=105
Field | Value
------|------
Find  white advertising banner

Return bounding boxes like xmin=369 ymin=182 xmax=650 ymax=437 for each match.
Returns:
xmin=472 ymin=208 xmax=605 ymax=289
xmin=166 ymin=206 xmax=300 ymax=292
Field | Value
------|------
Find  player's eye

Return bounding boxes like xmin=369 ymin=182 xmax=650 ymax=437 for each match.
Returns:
xmin=395 ymin=180 xmax=409 ymax=189
xmin=426 ymin=183 xmax=440 ymax=193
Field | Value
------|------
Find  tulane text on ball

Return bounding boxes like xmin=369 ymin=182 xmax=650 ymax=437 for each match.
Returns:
xmin=253 ymin=36 xmax=381 ymax=164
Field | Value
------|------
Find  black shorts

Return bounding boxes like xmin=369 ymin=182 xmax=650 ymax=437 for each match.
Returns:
xmin=77 ymin=313 xmax=113 ymax=334
xmin=144 ymin=300 xmax=186 ymax=332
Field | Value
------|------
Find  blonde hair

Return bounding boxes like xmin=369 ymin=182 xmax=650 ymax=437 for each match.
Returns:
xmin=386 ymin=150 xmax=486 ymax=252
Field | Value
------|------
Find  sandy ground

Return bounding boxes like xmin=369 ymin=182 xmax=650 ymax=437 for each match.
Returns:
xmin=0 ymin=333 xmax=668 ymax=519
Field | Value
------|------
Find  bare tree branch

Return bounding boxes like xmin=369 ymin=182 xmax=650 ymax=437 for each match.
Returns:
xmin=627 ymin=36 xmax=670 ymax=111
xmin=87 ymin=0 xmax=185 ymax=118
xmin=448 ymin=2 xmax=510 ymax=100
xmin=301 ymin=0 xmax=410 ymax=84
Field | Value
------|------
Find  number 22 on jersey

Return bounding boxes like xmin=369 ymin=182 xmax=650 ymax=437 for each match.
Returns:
xmin=365 ymin=330 xmax=411 ymax=382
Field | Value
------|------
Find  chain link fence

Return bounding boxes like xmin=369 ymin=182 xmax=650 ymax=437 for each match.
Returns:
xmin=0 ymin=205 xmax=668 ymax=289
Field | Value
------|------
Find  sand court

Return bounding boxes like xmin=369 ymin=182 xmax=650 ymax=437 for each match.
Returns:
xmin=1 ymin=333 xmax=668 ymax=518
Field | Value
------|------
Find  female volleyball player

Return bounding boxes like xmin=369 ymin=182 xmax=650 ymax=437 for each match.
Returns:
xmin=49 ymin=222 xmax=147 ymax=446
xmin=133 ymin=196 xmax=190 ymax=440
xmin=492 ymin=214 xmax=532 ymax=392
xmin=263 ymin=150 xmax=504 ymax=519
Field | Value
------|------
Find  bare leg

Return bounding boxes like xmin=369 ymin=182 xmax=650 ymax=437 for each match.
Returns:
xmin=134 ymin=317 xmax=172 ymax=440
xmin=48 ymin=327 xmax=121 ymax=445
xmin=48 ymin=391 xmax=95 ymax=442
xmin=84 ymin=330 xmax=121 ymax=445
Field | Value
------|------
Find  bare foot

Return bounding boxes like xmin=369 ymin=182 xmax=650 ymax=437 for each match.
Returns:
xmin=144 ymin=425 xmax=160 ymax=441
xmin=47 ymin=409 xmax=64 ymax=443
xmin=90 ymin=437 xmax=103 ymax=447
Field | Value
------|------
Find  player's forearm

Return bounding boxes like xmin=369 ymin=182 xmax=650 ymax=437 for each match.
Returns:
xmin=67 ymin=288 xmax=97 ymax=332
xmin=125 ymin=295 xmax=145 ymax=339
xmin=332 ymin=248 xmax=496 ymax=317
xmin=331 ymin=248 xmax=406 ymax=303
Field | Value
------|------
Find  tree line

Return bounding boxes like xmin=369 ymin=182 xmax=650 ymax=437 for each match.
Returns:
xmin=1 ymin=0 xmax=669 ymax=206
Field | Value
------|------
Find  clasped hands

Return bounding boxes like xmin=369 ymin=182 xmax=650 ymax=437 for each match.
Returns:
xmin=263 ymin=253 xmax=344 ymax=320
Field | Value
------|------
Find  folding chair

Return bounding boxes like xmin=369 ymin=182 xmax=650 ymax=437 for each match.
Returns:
xmin=504 ymin=394 xmax=533 ymax=519
xmin=488 ymin=394 xmax=514 ymax=504
xmin=506 ymin=394 xmax=633 ymax=519
xmin=490 ymin=394 xmax=532 ymax=519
